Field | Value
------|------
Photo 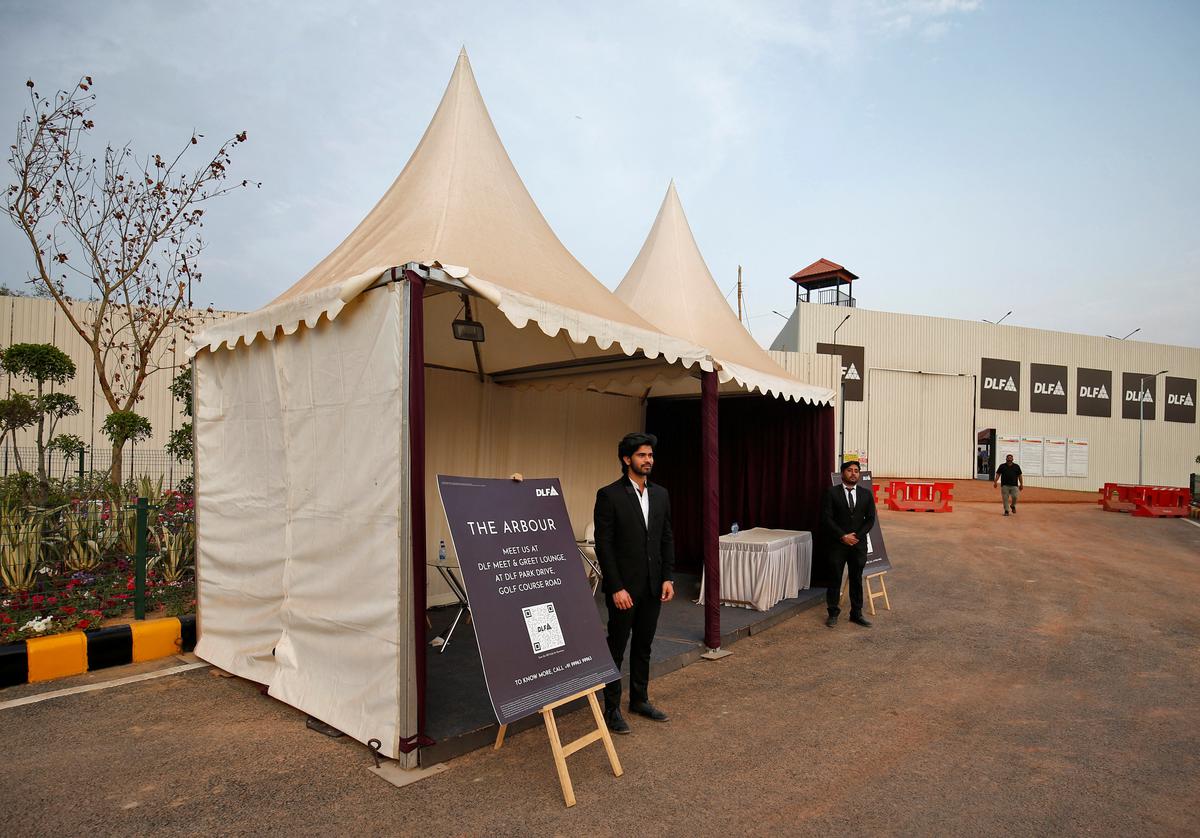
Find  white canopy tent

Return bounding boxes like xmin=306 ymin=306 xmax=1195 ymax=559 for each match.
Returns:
xmin=190 ymin=50 xmax=718 ymax=765
xmin=189 ymin=50 xmax=833 ymax=765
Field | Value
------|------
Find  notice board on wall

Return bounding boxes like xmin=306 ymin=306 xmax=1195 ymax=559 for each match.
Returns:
xmin=1067 ymin=439 xmax=1089 ymax=478
xmin=1020 ymin=436 xmax=1044 ymax=476
xmin=998 ymin=434 xmax=1021 ymax=465
xmin=1043 ymin=438 xmax=1067 ymax=477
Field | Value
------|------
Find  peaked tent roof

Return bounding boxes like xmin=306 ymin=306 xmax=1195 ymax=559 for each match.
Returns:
xmin=193 ymin=50 xmax=709 ymax=372
xmin=616 ymin=183 xmax=834 ymax=405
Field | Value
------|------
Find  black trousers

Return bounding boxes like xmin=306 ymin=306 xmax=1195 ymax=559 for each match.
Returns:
xmin=826 ymin=547 xmax=867 ymax=617
xmin=604 ymin=581 xmax=662 ymax=711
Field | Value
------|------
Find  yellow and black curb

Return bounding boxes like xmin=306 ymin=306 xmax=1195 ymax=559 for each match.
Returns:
xmin=0 ymin=615 xmax=196 ymax=688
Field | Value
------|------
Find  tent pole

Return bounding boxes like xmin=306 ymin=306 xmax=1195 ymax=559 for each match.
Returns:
xmin=700 ymin=369 xmax=724 ymax=655
xmin=406 ymin=268 xmax=429 ymax=741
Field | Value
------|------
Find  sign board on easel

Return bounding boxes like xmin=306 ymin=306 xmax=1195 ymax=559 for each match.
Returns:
xmin=437 ymin=475 xmax=619 ymax=723
xmin=437 ymin=475 xmax=623 ymax=807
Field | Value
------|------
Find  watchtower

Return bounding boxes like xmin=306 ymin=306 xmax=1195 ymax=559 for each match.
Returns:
xmin=789 ymin=258 xmax=857 ymax=307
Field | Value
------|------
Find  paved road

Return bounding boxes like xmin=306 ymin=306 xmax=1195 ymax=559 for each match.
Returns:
xmin=2 ymin=504 xmax=1198 ymax=837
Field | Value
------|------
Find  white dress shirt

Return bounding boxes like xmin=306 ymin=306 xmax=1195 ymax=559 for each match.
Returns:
xmin=629 ymin=477 xmax=650 ymax=527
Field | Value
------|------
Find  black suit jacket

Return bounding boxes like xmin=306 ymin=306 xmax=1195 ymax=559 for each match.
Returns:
xmin=821 ymin=483 xmax=877 ymax=558
xmin=593 ymin=476 xmax=675 ymax=597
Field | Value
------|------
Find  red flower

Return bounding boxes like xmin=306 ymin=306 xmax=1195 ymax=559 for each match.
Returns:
xmin=114 ymin=594 xmax=129 ymax=600
xmin=126 ymin=580 xmax=135 ymax=591
xmin=46 ymin=596 xmax=58 ymax=606
xmin=0 ymin=615 xmax=11 ymax=624
xmin=77 ymin=619 xmax=90 ymax=629
xmin=32 ymin=595 xmax=43 ymax=606
xmin=86 ymin=609 xmax=102 ymax=617
xmin=60 ymin=606 xmax=77 ymax=615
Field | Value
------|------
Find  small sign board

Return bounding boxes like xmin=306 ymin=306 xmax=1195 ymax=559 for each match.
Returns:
xmin=829 ymin=471 xmax=892 ymax=575
xmin=437 ymin=475 xmax=619 ymax=725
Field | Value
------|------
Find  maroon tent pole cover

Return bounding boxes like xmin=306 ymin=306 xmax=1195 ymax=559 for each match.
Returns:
xmin=404 ymin=269 xmax=429 ymax=746
xmin=701 ymin=369 xmax=720 ymax=649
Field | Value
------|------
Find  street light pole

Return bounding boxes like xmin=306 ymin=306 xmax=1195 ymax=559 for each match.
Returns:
xmin=1138 ymin=369 xmax=1169 ymax=484
xmin=833 ymin=313 xmax=851 ymax=468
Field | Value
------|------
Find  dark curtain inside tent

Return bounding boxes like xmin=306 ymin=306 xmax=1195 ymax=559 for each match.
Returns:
xmin=646 ymin=395 xmax=835 ymax=578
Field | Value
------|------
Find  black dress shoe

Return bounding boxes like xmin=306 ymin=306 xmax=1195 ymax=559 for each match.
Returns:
xmin=849 ymin=614 xmax=873 ymax=627
xmin=605 ymin=708 xmax=630 ymax=734
xmin=825 ymin=614 xmax=838 ymax=627
xmin=629 ymin=701 xmax=669 ymax=722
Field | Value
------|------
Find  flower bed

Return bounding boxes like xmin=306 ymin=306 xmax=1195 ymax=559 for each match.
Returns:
xmin=0 ymin=491 xmax=195 ymax=645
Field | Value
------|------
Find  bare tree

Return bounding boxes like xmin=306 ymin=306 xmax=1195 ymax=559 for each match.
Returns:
xmin=3 ymin=76 xmax=256 ymax=482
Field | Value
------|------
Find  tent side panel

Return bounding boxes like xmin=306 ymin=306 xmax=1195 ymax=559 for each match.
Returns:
xmin=194 ymin=330 xmax=291 ymax=684
xmin=423 ymin=368 xmax=643 ymax=599
xmin=264 ymin=286 xmax=405 ymax=755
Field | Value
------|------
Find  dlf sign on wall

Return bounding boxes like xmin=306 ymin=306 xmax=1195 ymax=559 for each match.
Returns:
xmin=1121 ymin=372 xmax=1158 ymax=420
xmin=1076 ymin=368 xmax=1113 ymax=417
xmin=816 ymin=343 xmax=865 ymax=401
xmin=980 ymin=358 xmax=1021 ymax=411
xmin=1164 ymin=377 xmax=1197 ymax=424
xmin=1029 ymin=363 xmax=1068 ymax=414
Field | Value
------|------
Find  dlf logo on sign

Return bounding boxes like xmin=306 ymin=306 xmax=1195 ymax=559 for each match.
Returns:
xmin=984 ymin=376 xmax=1017 ymax=391
xmin=1168 ymin=393 xmax=1195 ymax=406
xmin=1079 ymin=385 xmax=1109 ymax=399
xmin=843 ymin=363 xmax=861 ymax=381
xmin=1033 ymin=381 xmax=1065 ymax=395
xmin=535 ymin=486 xmax=560 ymax=497
xmin=1125 ymin=389 xmax=1154 ymax=403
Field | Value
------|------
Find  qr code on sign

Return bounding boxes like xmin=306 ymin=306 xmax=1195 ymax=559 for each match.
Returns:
xmin=522 ymin=602 xmax=565 ymax=654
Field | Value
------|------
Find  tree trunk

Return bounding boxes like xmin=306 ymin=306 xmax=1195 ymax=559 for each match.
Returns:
xmin=109 ymin=441 xmax=124 ymax=486
xmin=35 ymin=381 xmax=47 ymax=486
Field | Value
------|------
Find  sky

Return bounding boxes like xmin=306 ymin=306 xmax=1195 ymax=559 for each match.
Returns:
xmin=1 ymin=0 xmax=1197 ymax=348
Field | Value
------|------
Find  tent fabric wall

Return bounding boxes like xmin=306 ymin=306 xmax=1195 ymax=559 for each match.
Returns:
xmin=424 ymin=366 xmax=643 ymax=600
xmin=195 ymin=285 xmax=409 ymax=757
xmin=646 ymin=396 xmax=835 ymax=573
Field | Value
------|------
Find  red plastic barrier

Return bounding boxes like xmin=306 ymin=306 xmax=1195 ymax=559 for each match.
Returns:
xmin=1099 ymin=483 xmax=1189 ymax=516
xmin=885 ymin=480 xmax=954 ymax=513
xmin=1099 ymin=483 xmax=1139 ymax=513
xmin=1131 ymin=486 xmax=1190 ymax=518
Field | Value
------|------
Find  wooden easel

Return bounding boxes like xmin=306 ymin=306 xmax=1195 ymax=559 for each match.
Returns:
xmin=841 ymin=571 xmax=892 ymax=616
xmin=493 ymin=684 xmax=623 ymax=807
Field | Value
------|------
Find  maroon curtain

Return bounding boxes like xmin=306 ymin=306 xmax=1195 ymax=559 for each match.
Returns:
xmin=646 ymin=395 xmax=835 ymax=575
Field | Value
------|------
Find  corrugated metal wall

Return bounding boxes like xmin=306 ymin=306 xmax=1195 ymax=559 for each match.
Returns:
xmin=0 ymin=296 xmax=237 ymax=455
xmin=773 ymin=304 xmax=1200 ymax=489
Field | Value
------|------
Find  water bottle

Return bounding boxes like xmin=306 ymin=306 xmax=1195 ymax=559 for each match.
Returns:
xmin=730 ymin=522 xmax=739 ymax=536
xmin=438 ymin=539 xmax=447 ymax=563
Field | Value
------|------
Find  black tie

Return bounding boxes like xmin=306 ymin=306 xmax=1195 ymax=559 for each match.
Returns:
xmin=847 ymin=488 xmax=854 ymax=509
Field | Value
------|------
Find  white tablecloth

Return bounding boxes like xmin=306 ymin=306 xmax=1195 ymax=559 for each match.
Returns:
xmin=697 ymin=528 xmax=813 ymax=612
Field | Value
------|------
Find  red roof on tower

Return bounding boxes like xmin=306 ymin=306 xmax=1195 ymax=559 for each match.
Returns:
xmin=789 ymin=258 xmax=859 ymax=288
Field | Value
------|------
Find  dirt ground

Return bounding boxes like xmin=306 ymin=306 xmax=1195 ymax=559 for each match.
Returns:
xmin=2 ymin=502 xmax=1198 ymax=837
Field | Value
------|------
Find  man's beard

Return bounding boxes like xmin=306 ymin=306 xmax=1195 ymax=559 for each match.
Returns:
xmin=633 ymin=463 xmax=652 ymax=477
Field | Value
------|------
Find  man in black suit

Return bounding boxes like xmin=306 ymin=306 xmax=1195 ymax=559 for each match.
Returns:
xmin=593 ymin=432 xmax=675 ymax=734
xmin=821 ymin=460 xmax=877 ymax=628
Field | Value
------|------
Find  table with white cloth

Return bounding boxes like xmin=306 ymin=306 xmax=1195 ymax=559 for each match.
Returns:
xmin=697 ymin=528 xmax=813 ymax=612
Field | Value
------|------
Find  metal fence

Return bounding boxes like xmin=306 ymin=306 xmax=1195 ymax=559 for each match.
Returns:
xmin=0 ymin=445 xmax=189 ymax=489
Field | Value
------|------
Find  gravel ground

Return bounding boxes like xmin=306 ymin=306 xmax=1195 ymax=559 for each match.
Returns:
xmin=2 ymin=503 xmax=1198 ymax=837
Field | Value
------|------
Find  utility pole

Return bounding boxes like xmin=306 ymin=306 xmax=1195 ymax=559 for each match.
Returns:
xmin=736 ymin=265 xmax=743 ymax=323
